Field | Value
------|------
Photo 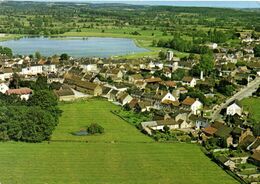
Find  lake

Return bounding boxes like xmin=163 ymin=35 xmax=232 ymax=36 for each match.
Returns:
xmin=0 ymin=37 xmax=148 ymax=58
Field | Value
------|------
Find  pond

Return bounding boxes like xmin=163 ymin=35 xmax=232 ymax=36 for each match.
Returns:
xmin=0 ymin=37 xmax=148 ymax=57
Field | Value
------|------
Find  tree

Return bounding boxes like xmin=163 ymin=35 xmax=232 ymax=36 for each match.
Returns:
xmin=216 ymin=80 xmax=235 ymax=96
xmin=34 ymin=75 xmax=48 ymax=90
xmin=199 ymin=53 xmax=214 ymax=76
xmin=35 ymin=51 xmax=42 ymax=60
xmin=60 ymin=53 xmax=69 ymax=61
xmin=254 ymin=45 xmax=260 ymax=57
xmin=158 ymin=50 xmax=166 ymax=60
xmin=28 ymin=90 xmax=61 ymax=122
xmin=9 ymin=73 xmax=21 ymax=89
xmin=172 ymin=68 xmax=186 ymax=81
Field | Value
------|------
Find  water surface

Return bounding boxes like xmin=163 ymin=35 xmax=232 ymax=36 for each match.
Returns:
xmin=0 ymin=37 xmax=148 ymax=57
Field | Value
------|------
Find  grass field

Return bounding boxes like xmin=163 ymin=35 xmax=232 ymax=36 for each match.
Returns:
xmin=52 ymin=99 xmax=153 ymax=142
xmin=241 ymin=97 xmax=260 ymax=122
xmin=0 ymin=99 xmax=237 ymax=184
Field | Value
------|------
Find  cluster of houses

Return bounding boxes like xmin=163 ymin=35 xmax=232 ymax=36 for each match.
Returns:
xmin=0 ymin=33 xmax=259 ymax=182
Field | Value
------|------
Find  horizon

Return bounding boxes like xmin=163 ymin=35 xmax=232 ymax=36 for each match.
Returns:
xmin=2 ymin=0 xmax=260 ymax=9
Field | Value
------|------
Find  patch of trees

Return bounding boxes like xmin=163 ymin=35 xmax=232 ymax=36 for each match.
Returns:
xmin=156 ymin=30 xmax=232 ymax=54
xmin=190 ymin=53 xmax=215 ymax=77
xmin=0 ymin=75 xmax=62 ymax=142
xmin=0 ymin=46 xmax=12 ymax=57
xmin=215 ymin=79 xmax=235 ymax=96
xmin=254 ymin=45 xmax=260 ymax=57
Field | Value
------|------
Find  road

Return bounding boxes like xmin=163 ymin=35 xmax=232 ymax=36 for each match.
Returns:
xmin=211 ymin=76 xmax=260 ymax=120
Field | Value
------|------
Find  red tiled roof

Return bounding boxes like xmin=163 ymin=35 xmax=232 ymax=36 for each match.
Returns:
xmin=6 ymin=88 xmax=32 ymax=95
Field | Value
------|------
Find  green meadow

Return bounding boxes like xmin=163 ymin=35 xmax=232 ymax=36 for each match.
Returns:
xmin=0 ymin=99 xmax=238 ymax=184
xmin=242 ymin=97 xmax=260 ymax=122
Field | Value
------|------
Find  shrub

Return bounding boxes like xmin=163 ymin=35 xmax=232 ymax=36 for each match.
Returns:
xmin=87 ymin=123 xmax=104 ymax=135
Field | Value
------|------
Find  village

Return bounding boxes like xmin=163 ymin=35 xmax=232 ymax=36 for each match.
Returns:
xmin=0 ymin=33 xmax=260 ymax=183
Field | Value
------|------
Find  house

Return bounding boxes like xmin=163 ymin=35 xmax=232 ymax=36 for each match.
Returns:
xmin=160 ymin=81 xmax=177 ymax=89
xmin=108 ymin=89 xmax=120 ymax=102
xmin=0 ymin=83 xmax=9 ymax=94
xmin=6 ymin=88 xmax=32 ymax=100
xmin=54 ymin=85 xmax=75 ymax=101
xmin=118 ymin=93 xmax=133 ymax=106
xmin=80 ymin=64 xmax=98 ymax=72
xmin=128 ymin=74 xmax=143 ymax=83
xmin=247 ymin=137 xmax=260 ymax=151
xmin=189 ymin=115 xmax=210 ymax=129
xmin=226 ymin=101 xmax=243 ymax=116
xmin=161 ymin=92 xmax=177 ymax=104
xmin=43 ymin=64 xmax=57 ymax=73
xmin=101 ymin=86 xmax=113 ymax=98
xmin=66 ymin=79 xmax=102 ymax=96
xmin=216 ymin=156 xmax=236 ymax=171
xmin=0 ymin=67 xmax=13 ymax=80
xmin=214 ymin=125 xmax=233 ymax=147
xmin=148 ymin=118 xmax=192 ymax=131
xmin=202 ymin=126 xmax=218 ymax=136
xmin=107 ymin=69 xmax=124 ymax=81
xmin=151 ymin=119 xmax=180 ymax=131
xmin=182 ymin=97 xmax=203 ymax=115
xmin=21 ymin=65 xmax=43 ymax=75
xmin=248 ymin=150 xmax=260 ymax=166
xmin=135 ymin=101 xmax=153 ymax=112
xmin=182 ymin=76 xmax=196 ymax=87
xmin=127 ymin=98 xmax=139 ymax=110
xmin=145 ymin=77 xmax=162 ymax=84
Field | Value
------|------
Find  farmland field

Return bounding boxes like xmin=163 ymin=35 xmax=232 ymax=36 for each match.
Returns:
xmin=0 ymin=99 xmax=238 ymax=184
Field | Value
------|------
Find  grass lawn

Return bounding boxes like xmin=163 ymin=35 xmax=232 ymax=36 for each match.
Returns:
xmin=52 ymin=99 xmax=153 ymax=142
xmin=0 ymin=99 xmax=238 ymax=184
xmin=241 ymin=97 xmax=260 ymax=122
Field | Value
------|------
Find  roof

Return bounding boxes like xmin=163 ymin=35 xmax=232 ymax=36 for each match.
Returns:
xmin=102 ymin=86 xmax=112 ymax=95
xmin=182 ymin=76 xmax=194 ymax=83
xmin=251 ymin=150 xmax=260 ymax=162
xmin=2 ymin=67 xmax=13 ymax=73
xmin=250 ymin=137 xmax=260 ymax=150
xmin=239 ymin=135 xmax=255 ymax=149
xmin=128 ymin=98 xmax=138 ymax=109
xmin=160 ymin=81 xmax=177 ymax=88
xmin=161 ymin=99 xmax=180 ymax=106
xmin=182 ymin=97 xmax=196 ymax=106
xmin=203 ymin=126 xmax=218 ymax=136
xmin=137 ymin=101 xmax=151 ymax=109
xmin=217 ymin=156 xmax=229 ymax=164
xmin=145 ymin=77 xmax=162 ymax=83
xmin=211 ymin=121 xmax=225 ymax=129
xmin=54 ymin=88 xmax=74 ymax=97
xmin=130 ymin=74 xmax=143 ymax=80
xmin=214 ymin=125 xmax=233 ymax=138
xmin=6 ymin=88 xmax=32 ymax=95
xmin=156 ymin=119 xmax=179 ymax=126
xmin=228 ymin=100 xmax=242 ymax=108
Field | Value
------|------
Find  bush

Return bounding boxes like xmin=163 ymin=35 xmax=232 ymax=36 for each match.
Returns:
xmin=87 ymin=123 xmax=104 ymax=134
